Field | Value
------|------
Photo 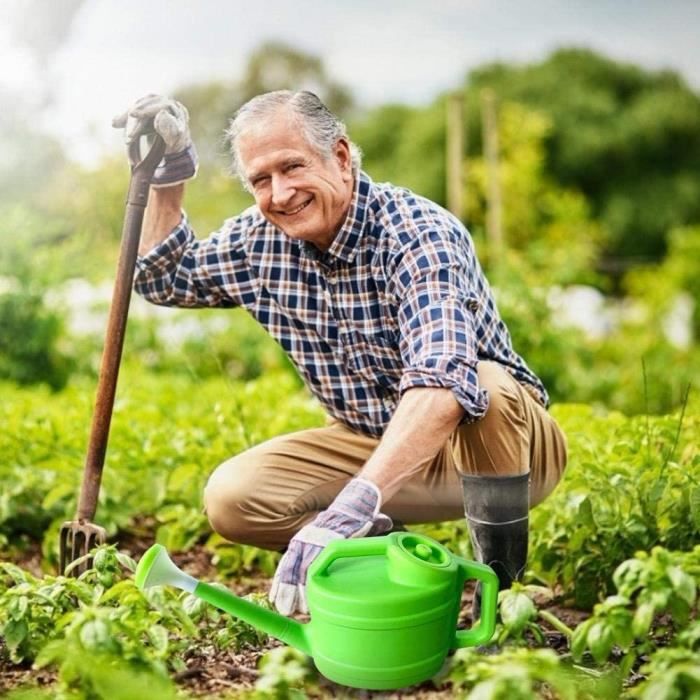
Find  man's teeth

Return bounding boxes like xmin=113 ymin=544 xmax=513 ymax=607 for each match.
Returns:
xmin=286 ymin=200 xmax=311 ymax=215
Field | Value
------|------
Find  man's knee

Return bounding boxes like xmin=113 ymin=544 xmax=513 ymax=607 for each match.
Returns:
xmin=203 ymin=450 xmax=265 ymax=547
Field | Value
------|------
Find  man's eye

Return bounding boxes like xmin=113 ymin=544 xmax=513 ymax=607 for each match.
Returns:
xmin=252 ymin=176 xmax=270 ymax=188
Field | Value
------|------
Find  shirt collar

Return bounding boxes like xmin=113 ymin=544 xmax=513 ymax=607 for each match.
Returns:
xmin=300 ymin=170 xmax=372 ymax=265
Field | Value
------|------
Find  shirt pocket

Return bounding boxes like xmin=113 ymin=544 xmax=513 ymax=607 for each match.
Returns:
xmin=341 ymin=328 xmax=402 ymax=390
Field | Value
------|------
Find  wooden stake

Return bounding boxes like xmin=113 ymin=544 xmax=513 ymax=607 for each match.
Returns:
xmin=446 ymin=91 xmax=464 ymax=220
xmin=481 ymin=88 xmax=503 ymax=261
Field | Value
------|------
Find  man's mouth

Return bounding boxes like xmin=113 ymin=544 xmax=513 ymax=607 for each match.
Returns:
xmin=281 ymin=198 xmax=312 ymax=216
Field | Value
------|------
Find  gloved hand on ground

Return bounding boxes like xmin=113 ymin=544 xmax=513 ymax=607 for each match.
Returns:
xmin=269 ymin=478 xmax=392 ymax=616
xmin=112 ymin=94 xmax=198 ymax=187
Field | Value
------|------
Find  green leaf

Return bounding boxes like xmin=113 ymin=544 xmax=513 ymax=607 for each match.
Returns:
xmin=574 ymin=494 xmax=595 ymax=528
xmin=9 ymin=594 xmax=28 ymax=621
xmin=667 ymin=566 xmax=697 ymax=607
xmin=99 ymin=579 xmax=137 ymax=603
xmin=612 ymin=619 xmax=634 ymax=652
xmin=587 ymin=621 xmax=614 ymax=665
xmin=500 ymin=590 xmax=536 ymax=635
xmin=647 ymin=477 xmax=667 ymax=512
xmin=80 ymin=619 xmax=113 ymax=652
xmin=3 ymin=617 xmax=28 ymax=652
xmin=632 ymin=602 xmax=655 ymax=639
xmin=0 ymin=563 xmax=31 ymax=585
xmin=93 ymin=547 xmax=116 ymax=572
xmin=600 ymin=595 xmax=630 ymax=611
xmin=182 ymin=592 xmax=207 ymax=618
xmin=147 ymin=624 xmax=169 ymax=656
xmin=98 ymin=572 xmax=115 ymax=588
xmin=570 ymin=619 xmax=592 ymax=662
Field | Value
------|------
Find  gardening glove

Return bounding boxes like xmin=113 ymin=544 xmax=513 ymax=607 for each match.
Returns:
xmin=269 ymin=478 xmax=393 ymax=616
xmin=112 ymin=94 xmax=198 ymax=187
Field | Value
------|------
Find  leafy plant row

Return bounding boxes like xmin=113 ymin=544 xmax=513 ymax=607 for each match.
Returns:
xmin=2 ymin=541 xmax=699 ymax=699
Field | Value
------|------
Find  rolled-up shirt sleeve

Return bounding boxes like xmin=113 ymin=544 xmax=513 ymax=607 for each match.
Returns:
xmin=393 ymin=230 xmax=489 ymax=422
xmin=134 ymin=213 xmax=257 ymax=308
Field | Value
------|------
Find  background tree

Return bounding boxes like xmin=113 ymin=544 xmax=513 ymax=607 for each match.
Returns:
xmin=467 ymin=48 xmax=700 ymax=268
xmin=351 ymin=100 xmax=447 ymax=204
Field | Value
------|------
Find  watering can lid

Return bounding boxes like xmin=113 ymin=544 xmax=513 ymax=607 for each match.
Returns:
xmin=307 ymin=533 xmax=462 ymax=623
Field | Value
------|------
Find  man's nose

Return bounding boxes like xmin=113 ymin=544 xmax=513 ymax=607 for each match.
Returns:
xmin=271 ymin=175 xmax=295 ymax=207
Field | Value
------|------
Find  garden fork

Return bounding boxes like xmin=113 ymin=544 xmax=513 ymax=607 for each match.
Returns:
xmin=59 ymin=135 xmax=166 ymax=575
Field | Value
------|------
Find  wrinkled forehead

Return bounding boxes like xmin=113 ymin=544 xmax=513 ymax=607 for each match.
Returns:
xmin=236 ymin=108 xmax=318 ymax=174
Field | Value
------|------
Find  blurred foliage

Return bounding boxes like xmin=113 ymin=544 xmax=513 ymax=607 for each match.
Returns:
xmin=123 ymin=306 xmax=298 ymax=384
xmin=0 ymin=290 xmax=72 ymax=391
xmin=0 ymin=118 xmax=67 ymax=205
xmin=624 ymin=225 xmax=700 ymax=338
xmin=352 ymin=99 xmax=447 ymax=203
xmin=467 ymin=48 xmax=700 ymax=265
xmin=494 ymin=245 xmax=698 ymax=414
xmin=465 ymin=101 xmax=602 ymax=286
xmin=0 ymin=368 xmax=325 ymax=567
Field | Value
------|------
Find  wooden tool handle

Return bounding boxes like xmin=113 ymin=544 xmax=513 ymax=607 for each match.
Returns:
xmin=76 ymin=136 xmax=166 ymax=520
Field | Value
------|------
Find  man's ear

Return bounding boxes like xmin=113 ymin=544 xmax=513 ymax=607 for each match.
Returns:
xmin=334 ymin=138 xmax=353 ymax=179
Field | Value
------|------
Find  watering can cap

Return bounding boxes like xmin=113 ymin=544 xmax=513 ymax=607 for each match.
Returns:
xmin=396 ymin=534 xmax=451 ymax=568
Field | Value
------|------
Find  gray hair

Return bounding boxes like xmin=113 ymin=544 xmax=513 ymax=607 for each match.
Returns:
xmin=226 ymin=90 xmax=362 ymax=189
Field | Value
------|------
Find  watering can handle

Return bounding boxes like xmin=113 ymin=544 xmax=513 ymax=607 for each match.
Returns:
xmin=452 ymin=558 xmax=499 ymax=648
xmin=308 ymin=536 xmax=389 ymax=577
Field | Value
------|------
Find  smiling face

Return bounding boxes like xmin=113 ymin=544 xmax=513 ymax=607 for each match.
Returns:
xmin=237 ymin=108 xmax=355 ymax=250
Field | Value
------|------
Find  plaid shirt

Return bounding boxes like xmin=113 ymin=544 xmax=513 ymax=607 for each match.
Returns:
xmin=134 ymin=171 xmax=548 ymax=438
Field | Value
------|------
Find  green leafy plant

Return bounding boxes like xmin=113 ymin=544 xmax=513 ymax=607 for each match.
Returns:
xmin=571 ymin=546 xmax=699 ymax=667
xmin=207 ymin=532 xmax=280 ymax=578
xmin=444 ymin=647 xmax=579 ymax=700
xmin=0 ymin=563 xmax=95 ymax=664
xmin=182 ymin=587 xmax=271 ymax=651
xmin=253 ymin=646 xmax=317 ymax=699
xmin=614 ymin=547 xmax=697 ymax=634
xmin=497 ymin=584 xmax=573 ymax=647
xmin=530 ymin=400 xmax=699 ymax=608
xmin=630 ymin=619 xmax=700 ymax=699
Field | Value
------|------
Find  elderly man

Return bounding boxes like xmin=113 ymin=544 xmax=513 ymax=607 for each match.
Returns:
xmin=115 ymin=91 xmax=567 ymax=617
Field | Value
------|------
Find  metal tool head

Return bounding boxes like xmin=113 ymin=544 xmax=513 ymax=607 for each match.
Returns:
xmin=59 ymin=520 xmax=107 ymax=576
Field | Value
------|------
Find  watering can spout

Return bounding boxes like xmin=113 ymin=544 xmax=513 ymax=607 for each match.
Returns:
xmin=135 ymin=544 xmax=310 ymax=656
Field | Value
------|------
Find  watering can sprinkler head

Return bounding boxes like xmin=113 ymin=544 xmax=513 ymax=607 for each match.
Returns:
xmin=135 ymin=543 xmax=311 ymax=657
xmin=135 ymin=543 xmax=198 ymax=593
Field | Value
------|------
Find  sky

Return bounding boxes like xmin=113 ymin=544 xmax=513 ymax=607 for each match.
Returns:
xmin=1 ymin=0 xmax=699 ymax=166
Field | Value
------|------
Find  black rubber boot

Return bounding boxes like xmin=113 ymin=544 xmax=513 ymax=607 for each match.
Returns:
xmin=461 ymin=472 xmax=530 ymax=622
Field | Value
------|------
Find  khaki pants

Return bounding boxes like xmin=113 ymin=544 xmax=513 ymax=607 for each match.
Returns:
xmin=203 ymin=362 xmax=567 ymax=551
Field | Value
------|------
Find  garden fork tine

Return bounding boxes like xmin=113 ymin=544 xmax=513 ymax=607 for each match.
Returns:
xmin=59 ymin=135 xmax=166 ymax=576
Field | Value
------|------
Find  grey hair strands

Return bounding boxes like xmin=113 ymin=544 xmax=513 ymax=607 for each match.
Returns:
xmin=226 ymin=90 xmax=362 ymax=189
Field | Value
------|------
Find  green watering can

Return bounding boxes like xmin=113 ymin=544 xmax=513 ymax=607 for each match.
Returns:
xmin=135 ymin=532 xmax=498 ymax=690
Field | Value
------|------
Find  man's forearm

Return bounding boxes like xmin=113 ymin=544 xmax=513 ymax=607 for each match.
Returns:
xmin=359 ymin=387 xmax=465 ymax=502
xmin=140 ymin=184 xmax=185 ymax=255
